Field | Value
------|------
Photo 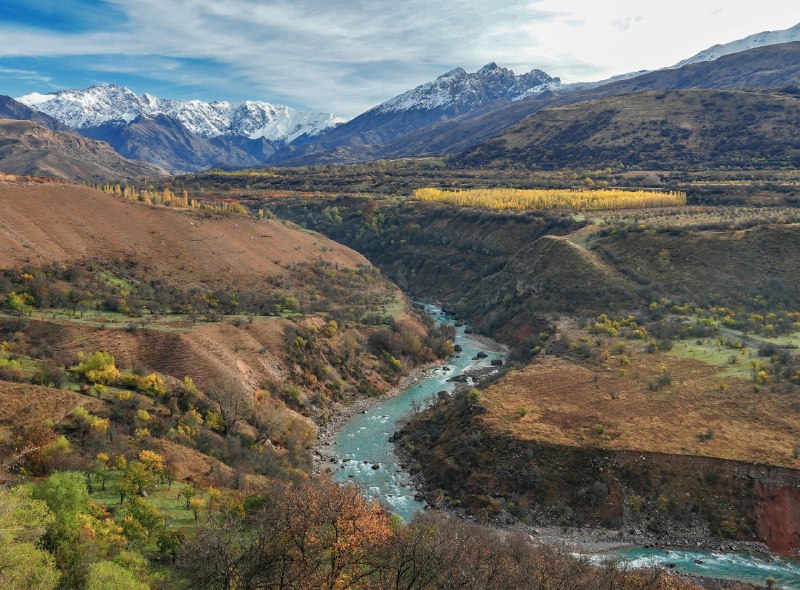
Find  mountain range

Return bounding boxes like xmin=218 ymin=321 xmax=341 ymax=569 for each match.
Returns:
xmin=18 ymin=85 xmax=343 ymax=141
xmin=3 ymin=22 xmax=800 ymax=175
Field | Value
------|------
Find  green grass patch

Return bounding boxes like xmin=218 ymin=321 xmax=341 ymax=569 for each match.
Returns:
xmin=668 ymin=339 xmax=756 ymax=379
xmin=90 ymin=472 xmax=203 ymax=531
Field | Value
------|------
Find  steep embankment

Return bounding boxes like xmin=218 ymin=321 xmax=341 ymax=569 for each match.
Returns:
xmin=400 ymin=337 xmax=800 ymax=553
xmin=266 ymin=197 xmax=580 ymax=344
xmin=0 ymin=119 xmax=164 ymax=181
xmin=595 ymin=224 xmax=800 ymax=304
xmin=267 ymin=198 xmax=800 ymax=347
xmin=0 ymin=179 xmax=431 ymax=405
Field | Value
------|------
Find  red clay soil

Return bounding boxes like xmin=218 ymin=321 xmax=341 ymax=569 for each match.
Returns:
xmin=755 ymin=481 xmax=800 ymax=555
xmin=0 ymin=181 xmax=371 ymax=292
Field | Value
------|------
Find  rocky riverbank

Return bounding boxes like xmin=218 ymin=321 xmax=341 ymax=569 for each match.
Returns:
xmin=313 ymin=359 xmax=444 ymax=474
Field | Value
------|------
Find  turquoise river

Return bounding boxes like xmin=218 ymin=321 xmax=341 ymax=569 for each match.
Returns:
xmin=332 ymin=305 xmax=800 ymax=588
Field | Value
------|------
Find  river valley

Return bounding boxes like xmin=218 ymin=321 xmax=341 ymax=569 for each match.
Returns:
xmin=329 ymin=305 xmax=800 ymax=589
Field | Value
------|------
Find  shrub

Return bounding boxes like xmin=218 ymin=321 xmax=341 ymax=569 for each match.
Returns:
xmin=73 ymin=351 xmax=120 ymax=384
xmin=0 ymin=357 xmax=24 ymax=381
xmin=466 ymin=388 xmax=481 ymax=405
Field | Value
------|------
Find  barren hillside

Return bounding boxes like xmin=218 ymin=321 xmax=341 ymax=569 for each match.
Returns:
xmin=0 ymin=119 xmax=164 ymax=181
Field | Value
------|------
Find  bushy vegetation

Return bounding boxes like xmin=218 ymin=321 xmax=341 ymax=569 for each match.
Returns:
xmin=412 ymin=187 xmax=686 ymax=211
xmin=177 ymin=477 xmax=700 ymax=590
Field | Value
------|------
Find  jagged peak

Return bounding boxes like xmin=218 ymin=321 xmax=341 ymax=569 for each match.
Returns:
xmin=478 ymin=62 xmax=501 ymax=73
xmin=374 ymin=62 xmax=561 ymax=114
xmin=439 ymin=67 xmax=468 ymax=79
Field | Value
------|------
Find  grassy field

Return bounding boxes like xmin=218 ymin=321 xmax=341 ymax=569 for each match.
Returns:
xmin=668 ymin=339 xmax=756 ymax=379
xmin=478 ymin=321 xmax=800 ymax=468
xmin=89 ymin=471 xmax=201 ymax=531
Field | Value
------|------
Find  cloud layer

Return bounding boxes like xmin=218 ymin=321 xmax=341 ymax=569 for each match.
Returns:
xmin=0 ymin=0 xmax=797 ymax=117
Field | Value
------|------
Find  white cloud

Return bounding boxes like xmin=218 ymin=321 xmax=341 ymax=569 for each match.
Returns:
xmin=0 ymin=0 xmax=797 ymax=117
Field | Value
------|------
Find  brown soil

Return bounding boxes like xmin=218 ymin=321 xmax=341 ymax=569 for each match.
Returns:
xmin=480 ymin=351 xmax=800 ymax=468
xmin=0 ymin=381 xmax=105 ymax=444
xmin=23 ymin=316 xmax=297 ymax=391
xmin=0 ymin=119 xmax=164 ymax=182
xmin=0 ymin=181 xmax=370 ymax=293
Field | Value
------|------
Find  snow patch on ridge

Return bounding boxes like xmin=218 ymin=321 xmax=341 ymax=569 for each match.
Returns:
xmin=17 ymin=84 xmax=344 ymax=143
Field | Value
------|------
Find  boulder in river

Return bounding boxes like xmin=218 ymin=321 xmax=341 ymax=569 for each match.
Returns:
xmin=453 ymin=344 xmax=463 ymax=352
xmin=447 ymin=374 xmax=469 ymax=383
xmin=491 ymin=359 xmax=503 ymax=366
xmin=476 ymin=351 xmax=488 ymax=359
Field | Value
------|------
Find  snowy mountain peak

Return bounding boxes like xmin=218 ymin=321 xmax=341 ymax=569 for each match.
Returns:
xmin=17 ymin=85 xmax=344 ymax=142
xmin=674 ymin=22 xmax=800 ymax=68
xmin=441 ymin=67 xmax=468 ymax=79
xmin=374 ymin=63 xmax=560 ymax=115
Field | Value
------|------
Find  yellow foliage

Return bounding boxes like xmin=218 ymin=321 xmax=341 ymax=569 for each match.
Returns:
xmin=74 ymin=351 xmax=120 ymax=385
xmin=138 ymin=450 xmax=165 ymax=473
xmin=412 ymin=187 xmax=686 ymax=211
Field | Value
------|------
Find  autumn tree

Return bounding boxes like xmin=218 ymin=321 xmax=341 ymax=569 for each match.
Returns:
xmin=0 ymin=486 xmax=60 ymax=590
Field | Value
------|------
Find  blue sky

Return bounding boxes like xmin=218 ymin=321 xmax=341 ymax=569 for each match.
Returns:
xmin=0 ymin=0 xmax=798 ymax=118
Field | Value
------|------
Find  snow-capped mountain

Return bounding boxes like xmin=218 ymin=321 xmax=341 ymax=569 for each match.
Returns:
xmin=674 ymin=22 xmax=800 ymax=68
xmin=375 ymin=62 xmax=560 ymax=114
xmin=279 ymin=62 xmax=562 ymax=165
xmin=18 ymin=84 xmax=343 ymax=142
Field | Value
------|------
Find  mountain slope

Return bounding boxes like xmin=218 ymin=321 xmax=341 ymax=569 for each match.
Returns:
xmin=283 ymin=63 xmax=560 ymax=164
xmin=0 ymin=180 xmax=372 ymax=293
xmin=373 ymin=41 xmax=800 ymax=163
xmin=81 ymin=114 xmax=272 ymax=172
xmin=675 ymin=22 xmax=800 ymax=67
xmin=0 ymin=119 xmax=165 ymax=181
xmin=0 ymin=95 xmax=71 ymax=132
xmin=283 ymin=42 xmax=800 ymax=165
xmin=456 ymin=88 xmax=800 ymax=170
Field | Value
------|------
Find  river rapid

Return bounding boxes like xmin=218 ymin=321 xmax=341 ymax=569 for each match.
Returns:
xmin=330 ymin=305 xmax=800 ymax=589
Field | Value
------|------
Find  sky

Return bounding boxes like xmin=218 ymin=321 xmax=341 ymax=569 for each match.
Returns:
xmin=0 ymin=0 xmax=798 ymax=118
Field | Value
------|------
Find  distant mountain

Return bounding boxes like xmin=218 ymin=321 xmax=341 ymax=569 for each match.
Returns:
xmin=0 ymin=119 xmax=165 ymax=182
xmin=675 ymin=22 xmax=800 ymax=67
xmin=15 ymin=84 xmax=343 ymax=172
xmin=351 ymin=40 xmax=800 ymax=164
xmin=18 ymin=84 xmax=343 ymax=142
xmin=283 ymin=63 xmax=560 ymax=164
xmin=12 ymin=26 xmax=800 ymax=171
xmin=375 ymin=62 xmax=560 ymax=114
xmin=285 ymin=40 xmax=800 ymax=166
xmin=456 ymin=88 xmax=800 ymax=170
xmin=81 ymin=114 xmax=275 ymax=173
